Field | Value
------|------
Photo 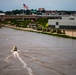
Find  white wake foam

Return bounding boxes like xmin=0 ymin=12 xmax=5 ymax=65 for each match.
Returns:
xmin=13 ymin=52 xmax=33 ymax=75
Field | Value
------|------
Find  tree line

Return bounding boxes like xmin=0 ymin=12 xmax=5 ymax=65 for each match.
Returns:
xmin=0 ymin=9 xmax=45 ymax=15
xmin=0 ymin=9 xmax=76 ymax=15
xmin=2 ymin=18 xmax=48 ymax=29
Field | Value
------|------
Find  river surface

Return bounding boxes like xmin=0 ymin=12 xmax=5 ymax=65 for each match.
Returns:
xmin=0 ymin=27 xmax=76 ymax=75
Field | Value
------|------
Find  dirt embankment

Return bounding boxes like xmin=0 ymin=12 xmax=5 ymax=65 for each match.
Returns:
xmin=3 ymin=24 xmax=76 ymax=38
xmin=65 ymin=30 xmax=76 ymax=37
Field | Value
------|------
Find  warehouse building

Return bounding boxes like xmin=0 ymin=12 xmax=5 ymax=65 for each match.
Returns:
xmin=48 ymin=15 xmax=76 ymax=29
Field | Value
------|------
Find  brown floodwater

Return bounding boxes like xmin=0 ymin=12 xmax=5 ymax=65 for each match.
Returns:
xmin=0 ymin=27 xmax=76 ymax=75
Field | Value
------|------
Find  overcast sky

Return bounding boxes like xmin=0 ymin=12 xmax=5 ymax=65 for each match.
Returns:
xmin=0 ymin=0 xmax=76 ymax=11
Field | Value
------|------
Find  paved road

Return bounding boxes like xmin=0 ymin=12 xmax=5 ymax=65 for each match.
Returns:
xmin=0 ymin=27 xmax=76 ymax=75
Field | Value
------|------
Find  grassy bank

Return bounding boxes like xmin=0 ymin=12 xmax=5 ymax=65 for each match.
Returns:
xmin=4 ymin=25 xmax=76 ymax=39
xmin=41 ymin=32 xmax=76 ymax=39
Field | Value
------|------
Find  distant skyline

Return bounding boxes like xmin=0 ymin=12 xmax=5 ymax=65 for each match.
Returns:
xmin=0 ymin=0 xmax=76 ymax=11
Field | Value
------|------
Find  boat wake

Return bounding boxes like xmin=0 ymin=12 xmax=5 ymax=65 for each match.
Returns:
xmin=4 ymin=52 xmax=33 ymax=75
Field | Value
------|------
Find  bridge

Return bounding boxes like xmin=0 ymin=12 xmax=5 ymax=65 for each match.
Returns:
xmin=0 ymin=15 xmax=62 ymax=21
xmin=0 ymin=15 xmax=38 ymax=21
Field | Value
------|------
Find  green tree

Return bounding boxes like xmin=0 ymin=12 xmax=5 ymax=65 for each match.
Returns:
xmin=36 ymin=18 xmax=48 ymax=28
xmin=5 ymin=11 xmax=12 ymax=15
xmin=12 ymin=9 xmax=20 ymax=15
xmin=25 ymin=9 xmax=31 ymax=15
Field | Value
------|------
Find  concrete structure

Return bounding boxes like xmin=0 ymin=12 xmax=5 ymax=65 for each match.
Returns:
xmin=0 ymin=13 xmax=5 ymax=15
xmin=48 ymin=15 xmax=76 ymax=29
xmin=38 ymin=8 xmax=45 ymax=11
xmin=0 ymin=15 xmax=37 ymax=21
xmin=0 ymin=15 xmax=61 ymax=21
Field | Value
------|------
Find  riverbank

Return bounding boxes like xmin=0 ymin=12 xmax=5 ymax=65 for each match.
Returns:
xmin=4 ymin=25 xmax=76 ymax=39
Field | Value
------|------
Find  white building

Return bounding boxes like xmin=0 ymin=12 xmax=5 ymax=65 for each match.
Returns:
xmin=0 ymin=13 xmax=5 ymax=15
xmin=48 ymin=15 xmax=76 ymax=29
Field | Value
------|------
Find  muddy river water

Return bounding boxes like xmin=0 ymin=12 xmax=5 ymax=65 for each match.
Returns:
xmin=0 ymin=27 xmax=76 ymax=75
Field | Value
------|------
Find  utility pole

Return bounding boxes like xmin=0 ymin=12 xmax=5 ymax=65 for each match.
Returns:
xmin=23 ymin=9 xmax=25 ymax=21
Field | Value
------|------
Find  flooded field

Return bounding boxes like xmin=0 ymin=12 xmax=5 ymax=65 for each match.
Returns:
xmin=0 ymin=27 xmax=76 ymax=75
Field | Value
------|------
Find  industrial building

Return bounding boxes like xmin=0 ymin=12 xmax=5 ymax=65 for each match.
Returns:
xmin=48 ymin=15 xmax=76 ymax=29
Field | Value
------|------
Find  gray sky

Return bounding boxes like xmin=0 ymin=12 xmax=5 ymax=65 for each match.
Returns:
xmin=0 ymin=0 xmax=76 ymax=11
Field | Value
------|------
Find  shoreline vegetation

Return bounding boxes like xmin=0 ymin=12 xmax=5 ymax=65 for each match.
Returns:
xmin=3 ymin=24 xmax=76 ymax=39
